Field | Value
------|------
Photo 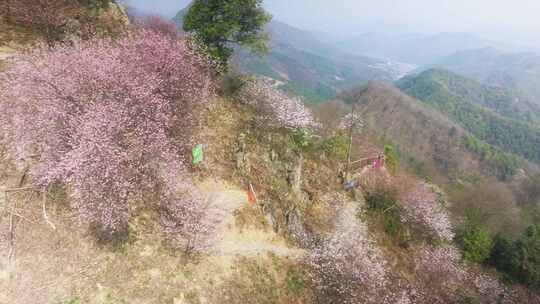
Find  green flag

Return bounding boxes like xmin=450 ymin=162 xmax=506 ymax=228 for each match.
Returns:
xmin=192 ymin=144 xmax=203 ymax=165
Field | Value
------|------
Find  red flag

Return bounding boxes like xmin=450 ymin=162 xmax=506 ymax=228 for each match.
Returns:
xmin=247 ymin=183 xmax=257 ymax=206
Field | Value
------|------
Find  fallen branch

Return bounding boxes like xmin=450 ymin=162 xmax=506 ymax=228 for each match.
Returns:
xmin=3 ymin=185 xmax=57 ymax=263
xmin=4 ymin=207 xmax=36 ymax=224
xmin=4 ymin=186 xmax=38 ymax=193
xmin=5 ymin=190 xmax=22 ymax=263
xmin=383 ymin=205 xmax=397 ymax=214
xmin=42 ymin=190 xmax=56 ymax=230
xmin=8 ymin=204 xmax=14 ymax=263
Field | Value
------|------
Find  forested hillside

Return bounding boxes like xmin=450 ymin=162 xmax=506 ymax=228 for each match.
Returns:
xmin=398 ymin=69 xmax=540 ymax=164
xmin=337 ymin=81 xmax=522 ymax=180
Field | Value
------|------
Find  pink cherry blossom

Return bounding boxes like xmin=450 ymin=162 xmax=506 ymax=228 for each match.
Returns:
xmin=135 ymin=15 xmax=180 ymax=38
xmin=238 ymin=79 xmax=319 ymax=130
xmin=401 ymin=183 xmax=455 ymax=242
xmin=308 ymin=193 xmax=391 ymax=304
xmin=0 ymin=29 xmax=215 ymax=233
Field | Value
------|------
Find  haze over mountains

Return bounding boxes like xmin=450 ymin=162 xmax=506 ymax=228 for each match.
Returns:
xmin=329 ymin=32 xmax=518 ymax=65
xmin=424 ymin=47 xmax=540 ymax=103
xmin=171 ymin=2 xmax=540 ymax=102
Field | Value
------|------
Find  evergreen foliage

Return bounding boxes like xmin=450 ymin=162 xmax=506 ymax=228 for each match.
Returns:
xmin=463 ymin=136 xmax=519 ymax=180
xmin=183 ymin=0 xmax=271 ymax=65
xmin=384 ymin=144 xmax=400 ymax=174
xmin=490 ymin=225 xmax=540 ymax=289
xmin=457 ymin=227 xmax=493 ymax=263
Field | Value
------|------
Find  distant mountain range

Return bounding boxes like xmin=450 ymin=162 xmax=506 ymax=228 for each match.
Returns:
xmin=235 ymin=21 xmax=416 ymax=103
xmin=422 ymin=47 xmax=540 ymax=105
xmin=173 ymin=6 xmax=413 ymax=103
xmin=330 ymin=32 xmax=516 ymax=66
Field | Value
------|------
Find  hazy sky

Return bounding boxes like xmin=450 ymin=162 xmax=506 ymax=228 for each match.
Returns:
xmin=126 ymin=0 xmax=540 ymax=35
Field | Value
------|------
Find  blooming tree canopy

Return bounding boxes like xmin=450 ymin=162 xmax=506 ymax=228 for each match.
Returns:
xmin=401 ymin=183 xmax=455 ymax=242
xmin=238 ymin=79 xmax=319 ymax=130
xmin=338 ymin=111 xmax=365 ymax=131
xmin=0 ymin=29 xmax=215 ymax=232
xmin=1 ymin=0 xmax=124 ymax=44
xmin=308 ymin=193 xmax=393 ymax=304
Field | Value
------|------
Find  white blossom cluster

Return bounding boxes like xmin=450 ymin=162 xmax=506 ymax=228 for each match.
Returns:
xmin=308 ymin=193 xmax=402 ymax=304
xmin=415 ymin=245 xmax=466 ymax=293
xmin=400 ymin=182 xmax=455 ymax=242
xmin=339 ymin=111 xmax=365 ymax=130
xmin=238 ymin=79 xmax=319 ymax=130
xmin=473 ymin=273 xmax=507 ymax=302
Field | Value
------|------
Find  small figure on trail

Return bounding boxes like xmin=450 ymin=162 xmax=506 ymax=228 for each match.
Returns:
xmin=344 ymin=179 xmax=359 ymax=191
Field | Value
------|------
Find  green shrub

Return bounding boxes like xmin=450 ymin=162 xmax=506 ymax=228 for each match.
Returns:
xmin=489 ymin=234 xmax=517 ymax=276
xmin=321 ymin=133 xmax=349 ymax=161
xmin=383 ymin=212 xmax=402 ymax=236
xmin=365 ymin=179 xmax=399 ymax=211
xmin=513 ymin=225 xmax=540 ymax=288
xmin=292 ymin=128 xmax=313 ymax=151
xmin=490 ymin=225 xmax=540 ymax=289
xmin=285 ymin=268 xmax=306 ymax=295
xmin=219 ymin=70 xmax=247 ymax=96
xmin=365 ymin=180 xmax=404 ymax=239
xmin=384 ymin=144 xmax=399 ymax=174
xmin=457 ymin=227 xmax=493 ymax=263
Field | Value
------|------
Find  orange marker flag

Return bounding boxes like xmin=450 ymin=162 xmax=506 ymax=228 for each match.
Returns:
xmin=247 ymin=183 xmax=257 ymax=206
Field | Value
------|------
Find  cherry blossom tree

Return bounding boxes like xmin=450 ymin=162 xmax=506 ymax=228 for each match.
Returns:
xmin=308 ymin=193 xmax=392 ymax=304
xmin=359 ymin=172 xmax=454 ymax=243
xmin=412 ymin=245 xmax=467 ymax=303
xmin=338 ymin=111 xmax=364 ymax=131
xmin=1 ymin=0 xmax=123 ymax=44
xmin=238 ymin=79 xmax=318 ymax=130
xmin=135 ymin=15 xmax=180 ymax=38
xmin=159 ymin=179 xmax=212 ymax=253
xmin=0 ymin=29 xmax=215 ymax=234
xmin=400 ymin=183 xmax=455 ymax=242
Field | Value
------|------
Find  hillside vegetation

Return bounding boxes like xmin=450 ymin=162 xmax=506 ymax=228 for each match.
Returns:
xmin=398 ymin=69 xmax=540 ymax=165
xmin=2 ymin=2 xmax=540 ymax=304
xmin=338 ymin=81 xmax=524 ymax=181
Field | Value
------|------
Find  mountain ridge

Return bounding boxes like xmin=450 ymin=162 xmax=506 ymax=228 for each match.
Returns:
xmin=422 ymin=47 xmax=540 ymax=105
